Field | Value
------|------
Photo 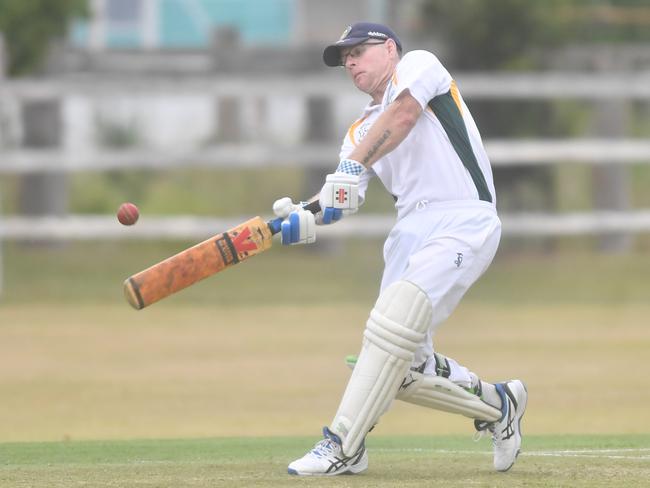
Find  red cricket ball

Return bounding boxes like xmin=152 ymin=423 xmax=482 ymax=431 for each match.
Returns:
xmin=117 ymin=202 xmax=139 ymax=226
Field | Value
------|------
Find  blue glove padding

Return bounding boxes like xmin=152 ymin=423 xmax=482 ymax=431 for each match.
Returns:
xmin=321 ymin=207 xmax=343 ymax=225
xmin=280 ymin=210 xmax=315 ymax=245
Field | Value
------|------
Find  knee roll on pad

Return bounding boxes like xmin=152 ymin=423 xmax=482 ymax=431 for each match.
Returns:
xmin=331 ymin=280 xmax=432 ymax=456
xmin=397 ymin=371 xmax=501 ymax=422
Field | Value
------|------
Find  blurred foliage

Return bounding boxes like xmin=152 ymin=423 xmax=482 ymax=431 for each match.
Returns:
xmin=65 ymin=168 xmax=395 ymax=216
xmin=0 ymin=167 xmax=400 ymax=216
xmin=419 ymin=0 xmax=650 ymax=218
xmin=0 ymin=0 xmax=88 ymax=76
xmin=420 ymin=0 xmax=650 ymax=70
xmin=561 ymin=0 xmax=650 ymax=42
xmin=95 ymin=116 xmax=140 ymax=148
xmin=420 ymin=0 xmax=570 ymax=70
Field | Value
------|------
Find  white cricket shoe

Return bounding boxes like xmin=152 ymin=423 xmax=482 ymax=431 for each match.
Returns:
xmin=475 ymin=379 xmax=528 ymax=472
xmin=287 ymin=427 xmax=368 ymax=476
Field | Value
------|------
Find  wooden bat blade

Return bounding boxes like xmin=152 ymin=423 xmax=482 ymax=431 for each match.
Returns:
xmin=124 ymin=216 xmax=273 ymax=310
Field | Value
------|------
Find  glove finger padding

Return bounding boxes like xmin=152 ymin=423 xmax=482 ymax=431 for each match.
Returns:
xmin=280 ymin=210 xmax=316 ymax=245
xmin=319 ymin=207 xmax=343 ymax=225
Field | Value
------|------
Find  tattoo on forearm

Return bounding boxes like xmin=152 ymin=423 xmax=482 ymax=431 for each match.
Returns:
xmin=362 ymin=129 xmax=391 ymax=165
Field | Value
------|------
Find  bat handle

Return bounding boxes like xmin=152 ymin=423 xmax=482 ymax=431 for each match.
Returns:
xmin=267 ymin=200 xmax=321 ymax=235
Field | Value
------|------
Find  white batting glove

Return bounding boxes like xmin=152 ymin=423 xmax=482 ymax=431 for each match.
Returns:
xmin=272 ymin=196 xmax=302 ymax=219
xmin=318 ymin=159 xmax=364 ymax=225
xmin=272 ymin=197 xmax=316 ymax=245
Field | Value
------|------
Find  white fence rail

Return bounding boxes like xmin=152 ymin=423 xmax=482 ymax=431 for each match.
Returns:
xmin=1 ymin=72 xmax=650 ymax=240
xmin=3 ymin=210 xmax=650 ymax=242
xmin=3 ymin=72 xmax=650 ymax=99
xmin=1 ymin=139 xmax=650 ymax=173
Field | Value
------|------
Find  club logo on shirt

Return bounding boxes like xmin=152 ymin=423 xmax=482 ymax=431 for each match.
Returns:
xmin=356 ymin=122 xmax=371 ymax=142
xmin=454 ymin=253 xmax=463 ymax=268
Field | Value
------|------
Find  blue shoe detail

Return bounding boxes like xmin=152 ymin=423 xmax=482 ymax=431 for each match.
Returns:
xmin=495 ymin=383 xmax=509 ymax=422
xmin=287 ymin=426 xmax=368 ymax=476
xmin=323 ymin=426 xmax=343 ymax=445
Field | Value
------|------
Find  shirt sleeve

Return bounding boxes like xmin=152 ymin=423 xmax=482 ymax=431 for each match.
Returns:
xmin=386 ymin=50 xmax=453 ymax=109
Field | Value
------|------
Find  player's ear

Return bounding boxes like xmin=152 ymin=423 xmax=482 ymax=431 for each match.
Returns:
xmin=386 ymin=38 xmax=400 ymax=60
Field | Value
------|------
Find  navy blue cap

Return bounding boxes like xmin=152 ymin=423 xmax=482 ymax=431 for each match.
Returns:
xmin=323 ymin=22 xmax=402 ymax=67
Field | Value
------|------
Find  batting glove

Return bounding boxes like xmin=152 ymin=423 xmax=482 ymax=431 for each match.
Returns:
xmin=272 ymin=197 xmax=316 ymax=245
xmin=318 ymin=159 xmax=363 ymax=225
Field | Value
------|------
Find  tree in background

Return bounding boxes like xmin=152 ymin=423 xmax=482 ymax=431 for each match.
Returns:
xmin=420 ymin=0 xmax=569 ymax=71
xmin=420 ymin=0 xmax=650 ymax=71
xmin=0 ymin=0 xmax=88 ymax=76
xmin=418 ymin=1 xmax=573 ymax=231
xmin=418 ymin=0 xmax=650 ymax=251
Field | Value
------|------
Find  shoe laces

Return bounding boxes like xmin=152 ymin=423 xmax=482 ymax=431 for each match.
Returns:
xmin=310 ymin=438 xmax=338 ymax=458
xmin=472 ymin=419 xmax=494 ymax=442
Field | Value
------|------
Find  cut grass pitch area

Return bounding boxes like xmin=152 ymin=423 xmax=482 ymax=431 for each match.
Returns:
xmin=1 ymin=435 xmax=649 ymax=487
xmin=1 ymin=244 xmax=649 ymax=486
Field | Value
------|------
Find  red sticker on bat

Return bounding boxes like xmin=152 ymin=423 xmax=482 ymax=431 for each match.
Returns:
xmin=231 ymin=227 xmax=258 ymax=253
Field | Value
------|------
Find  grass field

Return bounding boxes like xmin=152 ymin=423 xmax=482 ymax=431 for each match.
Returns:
xmin=2 ymin=435 xmax=650 ymax=487
xmin=0 ymin=240 xmax=649 ymax=486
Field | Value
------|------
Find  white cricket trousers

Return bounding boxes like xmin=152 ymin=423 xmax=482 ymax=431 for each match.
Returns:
xmin=380 ymin=200 xmax=501 ymax=383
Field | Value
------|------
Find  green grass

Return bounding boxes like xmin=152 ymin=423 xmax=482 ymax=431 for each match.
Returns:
xmin=2 ymin=239 xmax=650 ymax=306
xmin=2 ymin=228 xmax=649 ymax=487
xmin=1 ymin=435 xmax=649 ymax=487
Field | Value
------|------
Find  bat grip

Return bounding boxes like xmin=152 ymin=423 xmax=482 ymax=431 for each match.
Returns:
xmin=268 ymin=200 xmax=322 ymax=235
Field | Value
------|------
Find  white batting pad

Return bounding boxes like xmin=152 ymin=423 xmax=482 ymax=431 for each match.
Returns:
xmin=397 ymin=371 xmax=501 ymax=422
xmin=331 ymin=280 xmax=432 ymax=456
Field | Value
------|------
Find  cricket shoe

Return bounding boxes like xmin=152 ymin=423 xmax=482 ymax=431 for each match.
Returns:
xmin=287 ymin=427 xmax=368 ymax=476
xmin=474 ymin=379 xmax=528 ymax=472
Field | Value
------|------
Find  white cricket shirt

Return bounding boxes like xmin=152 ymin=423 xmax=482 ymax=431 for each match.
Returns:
xmin=340 ymin=50 xmax=496 ymax=219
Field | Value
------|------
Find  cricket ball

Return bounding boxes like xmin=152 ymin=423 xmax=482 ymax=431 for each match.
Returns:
xmin=117 ymin=202 xmax=139 ymax=226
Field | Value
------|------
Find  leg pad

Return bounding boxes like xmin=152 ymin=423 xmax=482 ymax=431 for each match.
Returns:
xmin=331 ymin=280 xmax=432 ymax=456
xmin=397 ymin=370 xmax=501 ymax=421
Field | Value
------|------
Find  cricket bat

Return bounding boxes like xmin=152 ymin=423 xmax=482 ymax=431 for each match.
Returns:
xmin=123 ymin=200 xmax=320 ymax=310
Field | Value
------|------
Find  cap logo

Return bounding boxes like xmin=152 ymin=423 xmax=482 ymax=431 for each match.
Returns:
xmin=368 ymin=31 xmax=388 ymax=38
xmin=339 ymin=26 xmax=352 ymax=41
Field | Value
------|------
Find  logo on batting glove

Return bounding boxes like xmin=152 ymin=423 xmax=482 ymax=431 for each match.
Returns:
xmin=337 ymin=188 xmax=348 ymax=204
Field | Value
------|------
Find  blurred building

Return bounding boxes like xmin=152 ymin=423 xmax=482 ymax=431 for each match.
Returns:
xmin=72 ymin=0 xmax=295 ymax=50
xmin=15 ymin=0 xmax=429 ymax=157
xmin=2 ymin=0 xmax=649 ymax=251
xmin=64 ymin=0 xmax=422 ymax=71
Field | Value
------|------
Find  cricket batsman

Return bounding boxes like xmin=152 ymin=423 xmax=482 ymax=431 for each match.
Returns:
xmin=272 ymin=22 xmax=528 ymax=476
